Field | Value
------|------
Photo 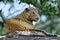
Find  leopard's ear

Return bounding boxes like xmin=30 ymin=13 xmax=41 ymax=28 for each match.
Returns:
xmin=25 ymin=8 xmax=30 ymax=12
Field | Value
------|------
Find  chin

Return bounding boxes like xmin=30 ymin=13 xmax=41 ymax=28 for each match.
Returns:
xmin=32 ymin=21 xmax=37 ymax=25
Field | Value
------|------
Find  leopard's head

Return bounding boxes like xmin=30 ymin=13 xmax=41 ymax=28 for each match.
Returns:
xmin=22 ymin=7 xmax=40 ymax=22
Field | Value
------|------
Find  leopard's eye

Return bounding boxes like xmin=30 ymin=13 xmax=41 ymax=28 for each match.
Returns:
xmin=33 ymin=12 xmax=35 ymax=14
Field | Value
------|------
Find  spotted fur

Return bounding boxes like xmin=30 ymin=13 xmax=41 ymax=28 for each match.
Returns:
xmin=5 ymin=7 xmax=40 ymax=34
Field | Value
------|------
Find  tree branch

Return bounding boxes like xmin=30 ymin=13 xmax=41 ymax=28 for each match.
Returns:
xmin=39 ymin=18 xmax=60 ymax=29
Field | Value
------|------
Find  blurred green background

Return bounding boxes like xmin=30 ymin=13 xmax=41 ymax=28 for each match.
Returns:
xmin=0 ymin=0 xmax=60 ymax=35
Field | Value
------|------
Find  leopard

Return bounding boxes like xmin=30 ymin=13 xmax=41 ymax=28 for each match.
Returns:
xmin=4 ymin=7 xmax=57 ymax=37
xmin=5 ymin=7 xmax=40 ymax=34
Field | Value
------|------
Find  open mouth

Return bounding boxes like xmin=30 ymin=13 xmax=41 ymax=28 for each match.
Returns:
xmin=33 ymin=19 xmax=38 ymax=22
xmin=29 ymin=18 xmax=39 ymax=22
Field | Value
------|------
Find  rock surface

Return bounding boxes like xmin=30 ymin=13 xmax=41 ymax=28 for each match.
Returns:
xmin=0 ymin=31 xmax=59 ymax=40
